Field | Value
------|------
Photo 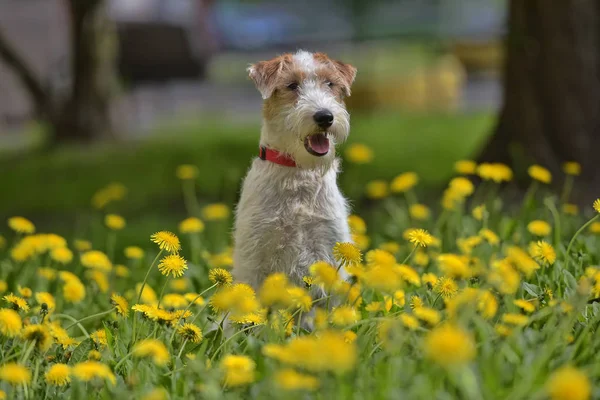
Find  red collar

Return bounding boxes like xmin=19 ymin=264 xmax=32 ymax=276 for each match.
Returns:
xmin=259 ymin=146 xmax=297 ymax=167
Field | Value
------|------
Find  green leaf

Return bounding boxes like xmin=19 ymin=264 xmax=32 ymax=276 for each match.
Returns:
xmin=69 ymin=339 xmax=93 ymax=364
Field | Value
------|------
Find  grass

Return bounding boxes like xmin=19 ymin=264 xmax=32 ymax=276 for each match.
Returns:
xmin=0 ymin=155 xmax=599 ymax=399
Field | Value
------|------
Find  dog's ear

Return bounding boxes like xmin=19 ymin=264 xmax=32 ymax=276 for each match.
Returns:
xmin=247 ymin=56 xmax=288 ymax=100
xmin=332 ymin=60 xmax=357 ymax=97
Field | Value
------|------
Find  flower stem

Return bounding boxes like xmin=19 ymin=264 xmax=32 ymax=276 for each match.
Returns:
xmin=177 ymin=338 xmax=188 ymax=360
xmin=565 ymin=214 xmax=600 ymax=262
xmin=156 ymin=276 xmax=171 ymax=309
xmin=401 ymin=247 xmax=417 ymax=265
xmin=64 ymin=308 xmax=115 ymax=330
xmin=52 ymin=314 xmax=89 ymax=338
xmin=209 ymin=324 xmax=261 ymax=363
xmin=131 ymin=249 xmax=163 ymax=346
xmin=169 ymin=283 xmax=217 ymax=344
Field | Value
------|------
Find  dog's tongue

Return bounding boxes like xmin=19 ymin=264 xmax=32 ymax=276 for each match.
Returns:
xmin=308 ymin=134 xmax=330 ymax=154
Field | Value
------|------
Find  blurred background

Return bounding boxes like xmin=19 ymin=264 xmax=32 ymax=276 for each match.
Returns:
xmin=0 ymin=0 xmax=597 ymax=244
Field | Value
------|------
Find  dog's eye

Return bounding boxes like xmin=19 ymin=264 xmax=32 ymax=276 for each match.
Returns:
xmin=326 ymin=81 xmax=334 ymax=87
xmin=287 ymin=82 xmax=299 ymax=90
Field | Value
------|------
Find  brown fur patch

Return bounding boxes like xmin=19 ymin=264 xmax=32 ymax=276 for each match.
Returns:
xmin=313 ymin=52 xmax=357 ymax=96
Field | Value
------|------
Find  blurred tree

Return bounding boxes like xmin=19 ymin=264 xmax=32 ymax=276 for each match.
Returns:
xmin=480 ymin=0 xmax=600 ymax=199
xmin=0 ymin=0 xmax=117 ymax=145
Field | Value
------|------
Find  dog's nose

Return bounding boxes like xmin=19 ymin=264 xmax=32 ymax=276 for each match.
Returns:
xmin=313 ymin=109 xmax=334 ymax=128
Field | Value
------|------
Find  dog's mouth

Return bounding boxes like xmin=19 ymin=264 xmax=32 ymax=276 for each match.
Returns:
xmin=304 ymin=133 xmax=330 ymax=157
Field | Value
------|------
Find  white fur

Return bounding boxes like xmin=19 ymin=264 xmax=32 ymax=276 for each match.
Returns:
xmin=233 ymin=50 xmax=353 ymax=290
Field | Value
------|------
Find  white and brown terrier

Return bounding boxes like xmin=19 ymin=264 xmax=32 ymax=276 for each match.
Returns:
xmin=232 ymin=50 xmax=357 ymax=291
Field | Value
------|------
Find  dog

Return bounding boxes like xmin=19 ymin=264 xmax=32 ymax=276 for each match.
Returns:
xmin=232 ymin=50 xmax=357 ymax=291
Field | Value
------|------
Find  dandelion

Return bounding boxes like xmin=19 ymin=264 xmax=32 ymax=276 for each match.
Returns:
xmin=345 ymin=143 xmax=374 ymax=164
xmin=590 ymin=222 xmax=600 ymax=234
xmin=158 ymin=254 xmax=188 ymax=278
xmin=81 ymin=250 xmax=112 ymax=271
xmin=365 ymin=249 xmax=396 ymax=268
xmin=3 ymin=294 xmax=29 ymax=312
xmin=395 ymin=264 xmax=421 ymax=286
xmin=0 ymin=309 xmax=22 ymax=337
xmin=72 ymin=361 xmax=116 ymax=385
xmin=407 ymin=229 xmax=433 ymax=247
xmin=91 ymin=329 xmax=107 ymax=347
xmin=414 ymin=307 xmax=441 ymax=326
xmin=495 ymin=324 xmax=512 ymax=337
xmin=274 ymin=368 xmax=320 ymax=391
xmin=514 ymin=299 xmax=535 ymax=313
xmin=434 ymin=277 xmax=458 ymax=299
xmin=502 ymin=313 xmax=529 ymax=326
xmin=45 ymin=364 xmax=71 ymax=386
xmin=7 ymin=217 xmax=35 ymax=234
xmin=309 ymin=261 xmax=339 ymax=290
xmin=480 ymin=229 xmax=500 ymax=245
xmin=361 ymin=266 xmax=402 ymax=293
xmin=179 ymin=217 xmax=205 ymax=234
xmin=177 ymin=323 xmax=203 ymax=343
xmin=151 ymin=231 xmax=181 ymax=254
xmin=35 ymin=292 xmax=55 ymax=312
xmin=221 ymin=355 xmax=256 ymax=387
xmin=594 ymin=199 xmax=600 ymax=213
xmin=50 ymin=247 xmax=73 ymax=264
xmin=347 ymin=215 xmax=366 ymax=235
xmin=330 ymin=306 xmax=359 ymax=326
xmin=17 ymin=286 xmax=31 ymax=299
xmin=110 ymin=294 xmax=129 ymax=317
xmin=410 ymin=296 xmax=423 ymax=310
xmin=352 ymin=233 xmax=370 ymax=251
xmin=438 ymin=254 xmax=471 ymax=279
xmin=546 ymin=365 xmax=591 ymax=400
xmin=400 ymin=314 xmax=420 ymax=330
xmin=133 ymin=339 xmax=170 ymax=366
xmin=531 ymin=241 xmax=557 ymax=265
xmin=208 ymin=268 xmax=233 ymax=287
xmin=63 ymin=279 xmax=86 ymax=303
xmin=472 ymin=204 xmax=486 ymax=221
xmin=105 ymin=214 xmax=126 ymax=230
xmin=333 ymin=242 xmax=362 ymax=266
xmin=527 ymin=220 xmax=552 ymax=236
xmin=176 ymin=164 xmax=199 ymax=180
xmin=423 ymin=324 xmax=475 ymax=367
xmin=0 ymin=363 xmax=31 ymax=385
xmin=366 ymin=180 xmax=389 ymax=199
xmin=477 ymin=163 xmax=513 ymax=183
xmin=488 ymin=260 xmax=521 ymax=294
xmin=449 ymin=177 xmax=475 ymax=197
xmin=202 ymin=203 xmax=230 ymax=221
xmin=528 ymin=165 xmax=552 ymax=184
xmin=507 ymin=247 xmax=540 ymax=277
xmin=379 ymin=242 xmax=400 ymax=255
xmin=74 ymin=240 xmax=92 ymax=252
xmin=454 ymin=160 xmax=477 ymax=175
xmin=125 ymin=246 xmax=145 ymax=260
xmin=409 ymin=204 xmax=430 ymax=220
xmin=88 ymin=350 xmax=102 ymax=361
xmin=210 ymin=284 xmax=259 ymax=318
xmin=390 ymin=172 xmax=418 ymax=193
xmin=563 ymin=204 xmax=579 ymax=215
xmin=562 ymin=162 xmax=581 ymax=176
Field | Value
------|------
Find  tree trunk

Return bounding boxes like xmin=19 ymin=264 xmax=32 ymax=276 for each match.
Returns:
xmin=52 ymin=0 xmax=118 ymax=144
xmin=480 ymin=0 xmax=600 ymax=202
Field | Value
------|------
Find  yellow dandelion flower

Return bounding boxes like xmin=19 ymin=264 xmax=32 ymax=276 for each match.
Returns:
xmin=414 ymin=307 xmax=441 ymax=326
xmin=169 ymin=278 xmax=187 ymax=292
xmin=347 ymin=215 xmax=366 ymax=235
xmin=480 ymin=229 xmax=500 ymax=245
xmin=74 ymin=239 xmax=92 ymax=252
xmin=546 ymin=365 xmax=590 ymax=400
xmin=3 ymin=294 xmax=29 ymax=312
xmin=333 ymin=242 xmax=362 ymax=266
xmin=414 ymin=250 xmax=429 ymax=267
xmin=7 ymin=217 xmax=35 ymax=234
xmin=104 ymin=214 xmax=126 ymax=230
xmin=0 ymin=363 xmax=31 ymax=385
xmin=352 ymin=233 xmax=370 ymax=251
xmin=201 ymin=203 xmax=230 ymax=221
xmin=390 ymin=172 xmax=418 ymax=193
xmin=309 ymin=261 xmax=339 ymax=290
xmin=424 ymin=324 xmax=475 ymax=367
xmin=410 ymin=296 xmax=423 ymax=310
xmin=527 ymin=220 xmax=552 ymax=236
xmin=50 ymin=247 xmax=73 ymax=264
xmin=22 ymin=324 xmax=52 ymax=351
xmin=434 ymin=277 xmax=458 ymax=299
xmin=17 ymin=286 xmax=31 ymax=299
xmin=179 ymin=217 xmax=205 ymax=234
xmin=90 ymin=329 xmax=107 ymax=347
xmin=330 ymin=306 xmax=359 ymax=326
xmin=594 ymin=199 xmax=600 ymax=213
xmin=495 ymin=324 xmax=512 ymax=337
xmin=438 ymin=254 xmax=471 ymax=279
xmin=133 ymin=339 xmax=170 ymax=366
xmin=407 ymin=229 xmax=433 ymax=248
xmin=0 ymin=281 xmax=5 ymax=293
xmin=158 ymin=254 xmax=188 ymax=278
xmin=125 ymin=246 xmax=145 ymax=260
xmin=507 ymin=247 xmax=540 ymax=277
xmin=365 ymin=249 xmax=396 ymax=268
xmin=502 ymin=313 xmax=528 ymax=326
xmin=88 ymin=350 xmax=102 ymax=361
xmin=63 ymin=279 xmax=86 ymax=303
xmin=35 ymin=292 xmax=55 ymax=312
xmin=365 ymin=180 xmax=389 ymax=199
xmin=531 ymin=241 xmax=556 ymax=265
xmin=409 ymin=204 xmax=430 ymax=220
xmin=589 ymin=222 xmax=600 ymax=234
xmin=477 ymin=163 xmax=513 ymax=183
xmin=210 ymin=284 xmax=259 ymax=318
xmin=449 ymin=177 xmax=475 ymax=197
xmin=360 ymin=266 xmax=402 ymax=293
xmin=454 ymin=160 xmax=477 ymax=175
xmin=378 ymin=242 xmax=400 ymax=255
xmin=562 ymin=162 xmax=581 ymax=176
xmin=274 ymin=368 xmax=319 ymax=391
xmin=136 ymin=283 xmax=157 ymax=305
xmin=177 ymin=323 xmax=203 ymax=344
xmin=208 ymin=268 xmax=233 ymax=287
xmin=344 ymin=143 xmax=374 ymax=164
xmin=472 ymin=204 xmax=486 ymax=221
xmin=114 ymin=265 xmax=129 ymax=278
xmin=72 ymin=361 xmax=115 ymax=385
xmin=393 ymin=290 xmax=405 ymax=307
xmin=514 ymin=299 xmax=535 ymax=313
xmin=45 ymin=364 xmax=70 ymax=386
xmin=110 ymin=294 xmax=129 ymax=317
xmin=563 ymin=204 xmax=579 ymax=216
xmin=162 ymin=294 xmax=188 ymax=309
xmin=400 ymin=314 xmax=420 ymax=330
xmin=183 ymin=293 xmax=205 ymax=306
xmin=151 ymin=231 xmax=181 ymax=254
xmin=528 ymin=165 xmax=552 ymax=184
xmin=395 ymin=264 xmax=421 ymax=286
xmin=0 ymin=309 xmax=22 ymax=337
xmin=80 ymin=250 xmax=112 ymax=271
xmin=221 ymin=355 xmax=255 ymax=387
xmin=86 ymin=270 xmax=109 ymax=293
xmin=176 ymin=164 xmax=198 ymax=180
xmin=488 ymin=260 xmax=521 ymax=294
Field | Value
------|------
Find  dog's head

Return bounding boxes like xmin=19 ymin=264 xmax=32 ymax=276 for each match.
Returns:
xmin=248 ymin=50 xmax=356 ymax=169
